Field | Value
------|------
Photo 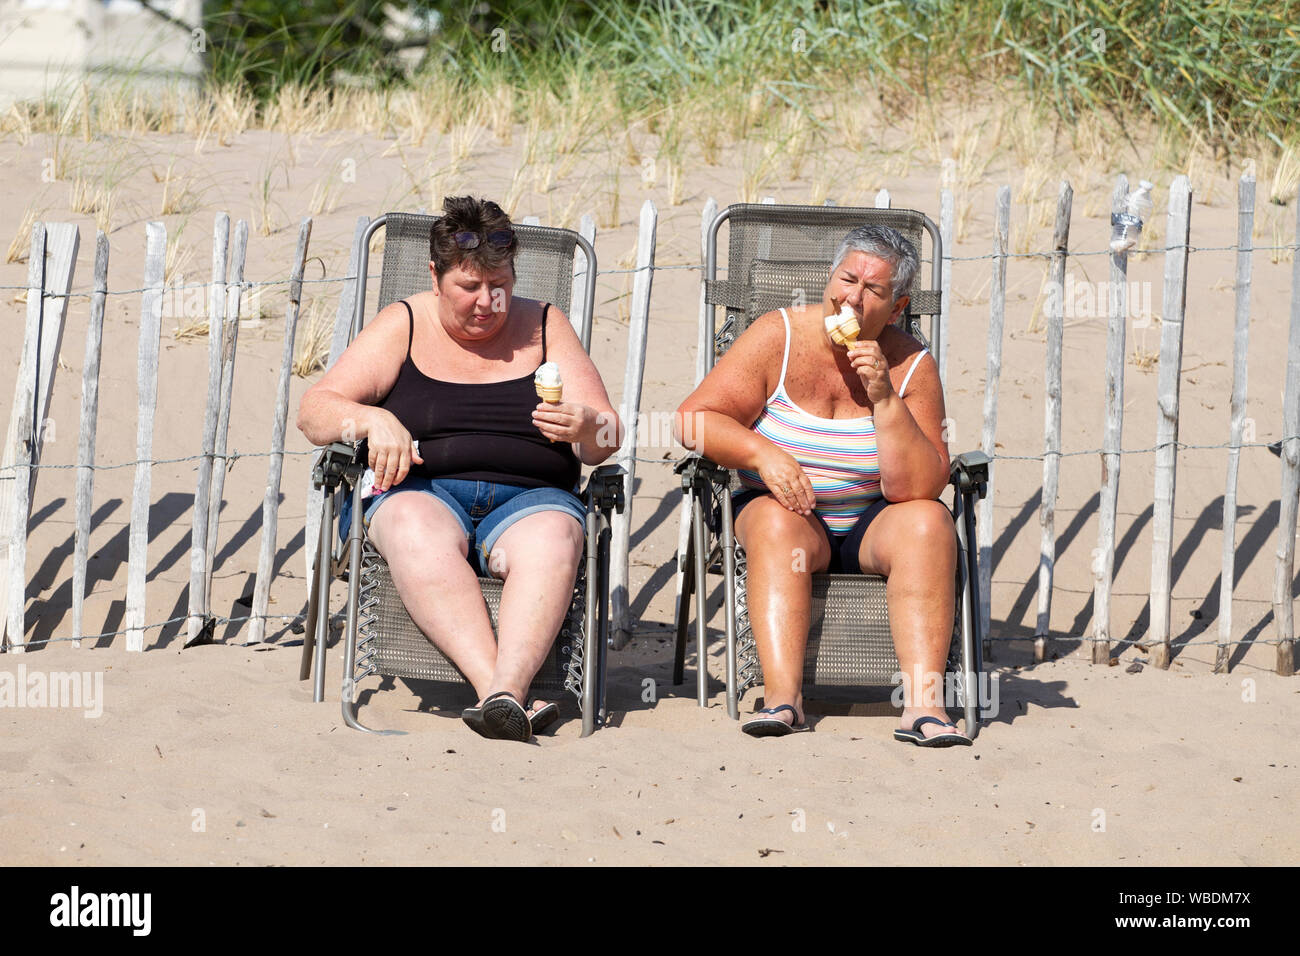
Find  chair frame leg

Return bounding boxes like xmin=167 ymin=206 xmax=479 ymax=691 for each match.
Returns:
xmin=672 ymin=502 xmax=695 ymax=686
xmin=339 ymin=482 xmax=404 ymax=736
xmin=954 ymin=486 xmax=983 ymax=739
xmin=720 ymin=491 xmax=739 ymax=720
xmin=581 ymin=505 xmax=601 ymax=738
xmin=312 ymin=492 xmax=334 ymax=704
xmin=596 ymin=514 xmax=612 ymax=726
xmin=691 ymin=490 xmax=710 ymax=707
xmin=299 ymin=501 xmax=323 ymax=686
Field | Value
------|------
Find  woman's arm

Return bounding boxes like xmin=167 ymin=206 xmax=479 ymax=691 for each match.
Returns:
xmin=528 ymin=305 xmax=624 ymax=465
xmin=847 ymin=338 xmax=950 ymax=500
xmin=674 ymin=312 xmax=816 ymax=516
xmin=295 ymin=303 xmax=422 ymax=491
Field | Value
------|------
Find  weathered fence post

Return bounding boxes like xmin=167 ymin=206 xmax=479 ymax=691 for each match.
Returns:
xmin=610 ymin=200 xmax=657 ymax=649
xmin=1149 ymin=176 xmax=1193 ymax=670
xmin=71 ymin=231 xmax=109 ymax=647
xmin=938 ymin=187 xmax=954 ymax=388
xmin=1093 ymin=175 xmax=1131 ymax=664
xmin=673 ymin=197 xmax=719 ymax=657
xmin=203 ymin=219 xmax=249 ymax=621
xmin=1035 ymin=180 xmax=1072 ymax=661
xmin=1273 ymin=197 xmax=1300 ymax=676
xmin=188 ymin=212 xmax=229 ymax=646
xmin=125 ymin=221 xmax=166 ymax=652
xmin=1 ymin=222 xmax=79 ymax=651
xmin=978 ymin=186 xmax=1010 ymax=657
xmin=1217 ymin=171 xmax=1255 ymax=673
xmin=249 ymin=218 xmax=313 ymax=644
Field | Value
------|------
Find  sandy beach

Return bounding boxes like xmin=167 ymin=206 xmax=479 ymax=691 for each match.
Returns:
xmin=2 ymin=107 xmax=1298 ymax=865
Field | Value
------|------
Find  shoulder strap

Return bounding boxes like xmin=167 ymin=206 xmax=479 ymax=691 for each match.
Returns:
xmin=898 ymin=348 xmax=929 ymax=398
xmin=541 ymin=303 xmax=550 ymax=359
xmin=401 ymin=300 xmax=414 ymax=360
xmin=775 ymin=308 xmax=792 ymax=395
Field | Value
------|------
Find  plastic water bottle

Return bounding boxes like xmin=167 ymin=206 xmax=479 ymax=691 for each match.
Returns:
xmin=1110 ymin=180 xmax=1155 ymax=253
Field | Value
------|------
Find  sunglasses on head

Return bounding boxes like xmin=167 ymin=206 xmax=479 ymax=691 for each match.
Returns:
xmin=452 ymin=229 xmax=515 ymax=250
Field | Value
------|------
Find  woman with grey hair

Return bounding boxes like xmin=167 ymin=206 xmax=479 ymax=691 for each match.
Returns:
xmin=675 ymin=225 xmax=968 ymax=745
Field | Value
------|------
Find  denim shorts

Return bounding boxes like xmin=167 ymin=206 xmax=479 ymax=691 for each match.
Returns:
xmin=339 ymin=476 xmax=586 ymax=575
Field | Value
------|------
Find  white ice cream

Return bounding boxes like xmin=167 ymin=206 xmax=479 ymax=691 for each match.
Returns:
xmin=824 ymin=303 xmax=856 ymax=333
xmin=535 ymin=361 xmax=562 ymax=389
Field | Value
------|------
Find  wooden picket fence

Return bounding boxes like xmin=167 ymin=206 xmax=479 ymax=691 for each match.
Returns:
xmin=1 ymin=182 xmax=1297 ymax=678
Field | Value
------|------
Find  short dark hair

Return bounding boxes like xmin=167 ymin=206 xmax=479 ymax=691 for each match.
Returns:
xmin=429 ymin=196 xmax=518 ymax=279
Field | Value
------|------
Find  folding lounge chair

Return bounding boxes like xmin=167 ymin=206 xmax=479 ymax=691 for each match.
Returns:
xmin=299 ymin=212 xmax=624 ymax=736
xmin=673 ymin=202 xmax=991 ymax=737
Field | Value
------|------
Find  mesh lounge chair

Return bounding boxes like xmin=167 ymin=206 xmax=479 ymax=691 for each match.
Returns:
xmin=673 ymin=202 xmax=990 ymax=736
xmin=300 ymin=212 xmax=624 ymax=736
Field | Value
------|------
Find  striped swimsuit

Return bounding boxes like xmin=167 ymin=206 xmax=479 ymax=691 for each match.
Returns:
xmin=737 ymin=309 xmax=928 ymax=534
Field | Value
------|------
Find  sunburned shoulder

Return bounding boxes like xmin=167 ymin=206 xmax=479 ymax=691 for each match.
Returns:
xmin=716 ymin=309 xmax=783 ymax=354
xmin=880 ymin=324 xmax=928 ymax=365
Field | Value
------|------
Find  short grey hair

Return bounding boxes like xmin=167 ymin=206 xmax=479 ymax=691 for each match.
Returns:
xmin=831 ymin=225 xmax=919 ymax=303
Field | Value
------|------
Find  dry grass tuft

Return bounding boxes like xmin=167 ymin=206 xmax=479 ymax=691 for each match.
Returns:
xmin=6 ymin=206 xmax=40 ymax=264
xmin=599 ymin=164 xmax=621 ymax=229
xmin=1270 ymin=207 xmax=1295 ymax=264
xmin=486 ymin=85 xmax=515 ymax=145
xmin=740 ymin=139 xmax=782 ymax=203
xmin=448 ymin=111 xmax=484 ymax=164
xmin=1013 ymin=159 xmax=1053 ymax=253
xmin=293 ymin=298 xmax=332 ymax=377
xmin=164 ymin=225 xmax=194 ymax=285
xmin=1268 ymin=141 xmax=1300 ymax=207
xmin=254 ymin=160 xmax=286 ymax=237
xmin=265 ymin=84 xmax=332 ymax=137
xmin=503 ymin=165 xmax=529 ymax=217
xmin=69 ymin=175 xmax=116 ymax=232
xmin=156 ymin=159 xmax=197 ymax=216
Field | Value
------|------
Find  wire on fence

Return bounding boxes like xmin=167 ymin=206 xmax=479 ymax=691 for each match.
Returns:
xmin=0 ymin=448 xmax=319 ymax=480
xmin=3 ymin=240 xmax=1298 ymax=298
xmin=2 ymin=437 xmax=1293 ymax=482
xmin=13 ymin=609 xmax=1289 ymax=652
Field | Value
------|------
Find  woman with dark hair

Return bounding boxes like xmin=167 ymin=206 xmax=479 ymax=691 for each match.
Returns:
xmin=297 ymin=196 xmax=622 ymax=741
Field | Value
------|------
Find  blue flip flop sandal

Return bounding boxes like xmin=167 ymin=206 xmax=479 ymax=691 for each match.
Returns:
xmin=894 ymin=716 xmax=972 ymax=747
xmin=742 ymin=704 xmax=808 ymax=737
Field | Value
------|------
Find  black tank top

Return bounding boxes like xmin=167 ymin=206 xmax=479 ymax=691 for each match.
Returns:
xmin=366 ymin=301 xmax=580 ymax=491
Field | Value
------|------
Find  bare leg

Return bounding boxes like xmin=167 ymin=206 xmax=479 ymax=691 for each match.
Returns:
xmin=856 ymin=499 xmax=962 ymax=740
xmin=734 ymin=496 xmax=831 ymax=727
xmin=483 ymin=510 xmax=584 ymax=708
xmin=367 ymin=492 xmax=497 ymax=699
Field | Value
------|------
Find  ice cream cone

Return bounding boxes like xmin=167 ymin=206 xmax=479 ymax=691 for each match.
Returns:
xmin=824 ymin=299 xmax=860 ymax=347
xmin=536 ymin=384 xmax=563 ymax=403
xmin=835 ymin=317 xmax=860 ymax=345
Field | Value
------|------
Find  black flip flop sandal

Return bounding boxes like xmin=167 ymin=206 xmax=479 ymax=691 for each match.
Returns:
xmin=480 ymin=691 xmax=532 ymax=742
xmin=742 ymin=704 xmax=808 ymax=737
xmin=528 ymin=700 xmax=560 ymax=735
xmin=893 ymin=716 xmax=972 ymax=748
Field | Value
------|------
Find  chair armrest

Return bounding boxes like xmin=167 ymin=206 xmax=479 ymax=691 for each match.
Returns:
xmin=584 ymin=464 xmax=626 ymax=515
xmin=673 ymin=453 xmax=730 ymax=492
xmin=948 ymin=450 xmax=991 ymax=498
xmin=311 ymin=441 xmax=363 ymax=491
